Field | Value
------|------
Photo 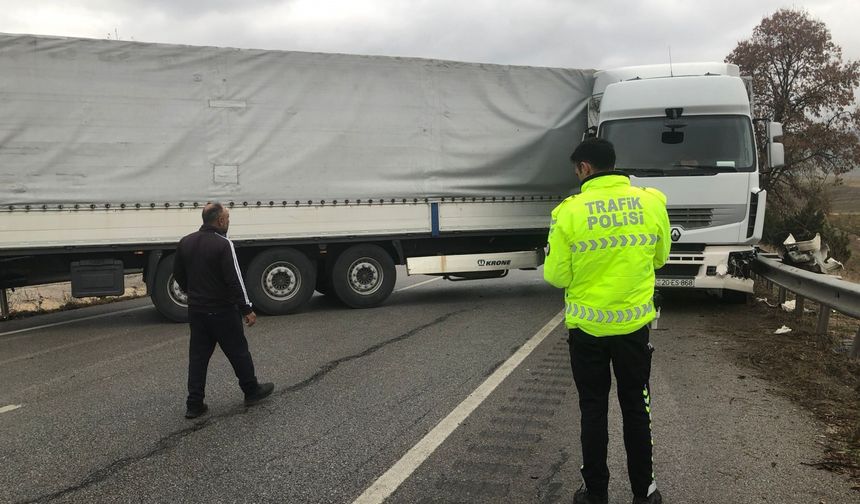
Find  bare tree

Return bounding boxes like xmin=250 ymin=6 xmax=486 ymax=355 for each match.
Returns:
xmin=726 ymin=8 xmax=860 ymax=205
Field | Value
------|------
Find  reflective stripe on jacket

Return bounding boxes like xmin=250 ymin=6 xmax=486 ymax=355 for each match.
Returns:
xmin=543 ymin=172 xmax=670 ymax=335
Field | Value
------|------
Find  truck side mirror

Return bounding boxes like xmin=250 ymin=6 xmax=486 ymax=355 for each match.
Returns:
xmin=767 ymin=121 xmax=784 ymax=168
xmin=768 ymin=143 xmax=784 ymax=168
xmin=768 ymin=121 xmax=783 ymax=141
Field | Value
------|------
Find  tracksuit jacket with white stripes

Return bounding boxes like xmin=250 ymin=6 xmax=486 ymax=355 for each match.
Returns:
xmin=173 ymin=224 xmax=253 ymax=315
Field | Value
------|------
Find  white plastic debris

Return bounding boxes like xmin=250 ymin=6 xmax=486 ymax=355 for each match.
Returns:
xmin=780 ymin=300 xmax=796 ymax=312
xmin=780 ymin=233 xmax=844 ymax=274
xmin=756 ymin=297 xmax=777 ymax=308
xmin=774 ymin=325 xmax=792 ymax=334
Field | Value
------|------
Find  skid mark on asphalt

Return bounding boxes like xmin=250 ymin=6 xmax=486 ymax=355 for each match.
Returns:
xmin=13 ymin=309 xmax=469 ymax=503
xmin=394 ymin=333 xmax=574 ymax=504
xmin=17 ymin=420 xmax=211 ymax=504
xmin=282 ymin=309 xmax=469 ymax=394
xmin=355 ymin=313 xmax=565 ymax=504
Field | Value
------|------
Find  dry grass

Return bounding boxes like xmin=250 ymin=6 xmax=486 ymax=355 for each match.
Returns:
xmin=718 ymin=284 xmax=860 ymax=490
xmin=5 ymin=274 xmax=147 ymax=319
xmin=827 ymin=177 xmax=860 ymax=282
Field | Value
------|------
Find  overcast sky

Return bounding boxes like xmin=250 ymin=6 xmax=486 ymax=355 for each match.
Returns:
xmin=1 ymin=0 xmax=858 ymax=70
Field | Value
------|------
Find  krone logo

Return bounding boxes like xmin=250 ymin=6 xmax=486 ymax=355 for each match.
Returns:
xmin=477 ymin=259 xmax=512 ymax=267
xmin=671 ymin=228 xmax=682 ymax=242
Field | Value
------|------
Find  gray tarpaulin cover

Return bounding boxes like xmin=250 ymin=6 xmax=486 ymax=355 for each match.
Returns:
xmin=0 ymin=33 xmax=594 ymax=205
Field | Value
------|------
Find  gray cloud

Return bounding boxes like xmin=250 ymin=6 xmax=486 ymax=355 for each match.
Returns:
xmin=0 ymin=0 xmax=858 ymax=70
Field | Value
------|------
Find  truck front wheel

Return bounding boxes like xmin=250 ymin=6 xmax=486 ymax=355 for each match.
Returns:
xmin=151 ymin=253 xmax=189 ymax=323
xmin=330 ymin=244 xmax=396 ymax=308
xmin=246 ymin=248 xmax=316 ymax=315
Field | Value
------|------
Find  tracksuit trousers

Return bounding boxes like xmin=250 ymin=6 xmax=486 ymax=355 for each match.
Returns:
xmin=569 ymin=324 xmax=656 ymax=499
xmin=187 ymin=308 xmax=259 ymax=406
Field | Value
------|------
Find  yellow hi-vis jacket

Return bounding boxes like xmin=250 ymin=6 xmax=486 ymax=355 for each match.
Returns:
xmin=544 ymin=172 xmax=670 ymax=336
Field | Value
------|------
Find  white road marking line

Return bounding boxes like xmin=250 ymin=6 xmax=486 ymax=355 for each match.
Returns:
xmin=1 ymin=277 xmax=436 ymax=340
xmin=0 ymin=306 xmax=149 ymax=339
xmin=6 ymin=335 xmax=187 ymax=400
xmin=351 ymin=309 xmax=564 ymax=504
xmin=393 ymin=277 xmax=441 ymax=293
xmin=0 ymin=404 xmax=23 ymax=414
xmin=0 ymin=331 xmax=133 ymax=367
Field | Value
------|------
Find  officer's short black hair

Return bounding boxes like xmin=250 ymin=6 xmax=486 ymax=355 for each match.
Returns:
xmin=202 ymin=202 xmax=224 ymax=224
xmin=570 ymin=138 xmax=616 ymax=171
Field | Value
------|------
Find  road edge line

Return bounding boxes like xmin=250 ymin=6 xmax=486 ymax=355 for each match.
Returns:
xmin=351 ymin=309 xmax=565 ymax=504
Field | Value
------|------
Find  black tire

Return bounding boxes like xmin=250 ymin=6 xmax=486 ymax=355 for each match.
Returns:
xmin=330 ymin=244 xmax=396 ymax=308
xmin=150 ymin=253 xmax=189 ymax=323
xmin=246 ymin=248 xmax=316 ymax=315
xmin=721 ymin=289 xmax=749 ymax=304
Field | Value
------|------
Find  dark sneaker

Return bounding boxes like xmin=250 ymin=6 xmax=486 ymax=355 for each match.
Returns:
xmin=244 ymin=382 xmax=275 ymax=406
xmin=632 ymin=489 xmax=663 ymax=504
xmin=574 ymin=485 xmax=608 ymax=504
xmin=185 ymin=402 xmax=209 ymax=419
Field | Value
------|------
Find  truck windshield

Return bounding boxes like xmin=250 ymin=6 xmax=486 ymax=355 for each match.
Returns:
xmin=599 ymin=115 xmax=755 ymax=175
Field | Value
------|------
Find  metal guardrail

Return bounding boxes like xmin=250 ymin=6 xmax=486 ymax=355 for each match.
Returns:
xmin=752 ymin=254 xmax=860 ymax=358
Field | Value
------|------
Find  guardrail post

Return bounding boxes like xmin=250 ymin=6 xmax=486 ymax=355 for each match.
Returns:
xmin=851 ymin=327 xmax=860 ymax=359
xmin=817 ymin=304 xmax=831 ymax=344
xmin=778 ymin=287 xmax=787 ymax=305
xmin=0 ymin=288 xmax=8 ymax=320
xmin=795 ymin=295 xmax=805 ymax=319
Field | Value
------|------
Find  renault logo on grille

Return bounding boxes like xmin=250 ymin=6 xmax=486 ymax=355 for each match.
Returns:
xmin=671 ymin=228 xmax=682 ymax=242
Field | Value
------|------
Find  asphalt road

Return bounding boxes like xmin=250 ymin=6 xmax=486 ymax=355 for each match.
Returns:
xmin=0 ymin=268 xmax=856 ymax=503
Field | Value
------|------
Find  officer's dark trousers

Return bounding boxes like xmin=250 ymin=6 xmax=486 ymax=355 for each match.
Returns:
xmin=569 ymin=325 xmax=654 ymax=498
xmin=187 ymin=309 xmax=258 ymax=406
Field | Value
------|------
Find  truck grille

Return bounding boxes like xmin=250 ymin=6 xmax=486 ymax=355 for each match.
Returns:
xmin=668 ymin=208 xmax=713 ymax=229
xmin=668 ymin=204 xmax=748 ymax=230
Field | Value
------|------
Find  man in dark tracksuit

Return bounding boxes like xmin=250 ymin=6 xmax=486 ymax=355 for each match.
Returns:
xmin=174 ymin=202 xmax=274 ymax=419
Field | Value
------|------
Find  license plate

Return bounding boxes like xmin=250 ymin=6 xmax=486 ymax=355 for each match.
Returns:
xmin=655 ymin=278 xmax=694 ymax=287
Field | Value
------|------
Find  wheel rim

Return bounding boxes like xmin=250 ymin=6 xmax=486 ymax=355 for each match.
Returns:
xmin=261 ymin=262 xmax=301 ymax=301
xmin=167 ymin=274 xmax=188 ymax=307
xmin=348 ymin=258 xmax=383 ymax=295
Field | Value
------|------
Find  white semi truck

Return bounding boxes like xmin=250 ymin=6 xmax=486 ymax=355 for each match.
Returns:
xmin=0 ymin=35 xmax=782 ymax=321
xmin=590 ymin=63 xmax=783 ymax=302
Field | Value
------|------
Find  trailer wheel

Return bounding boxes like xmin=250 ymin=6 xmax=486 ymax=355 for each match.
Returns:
xmin=151 ymin=254 xmax=188 ymax=323
xmin=246 ymin=248 xmax=316 ymax=315
xmin=330 ymin=244 xmax=396 ymax=308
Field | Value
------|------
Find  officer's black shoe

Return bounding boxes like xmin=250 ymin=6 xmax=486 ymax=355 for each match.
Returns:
xmin=244 ymin=382 xmax=275 ymax=406
xmin=184 ymin=402 xmax=209 ymax=419
xmin=573 ymin=485 xmax=608 ymax=504
xmin=632 ymin=489 xmax=663 ymax=504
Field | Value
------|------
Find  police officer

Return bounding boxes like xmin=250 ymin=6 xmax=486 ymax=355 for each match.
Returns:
xmin=544 ymin=139 xmax=670 ymax=504
xmin=174 ymin=202 xmax=274 ymax=419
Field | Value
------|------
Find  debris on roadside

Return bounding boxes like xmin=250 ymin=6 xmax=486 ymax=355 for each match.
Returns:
xmin=780 ymin=233 xmax=844 ymax=274
xmin=757 ymin=297 xmax=778 ymax=308
xmin=774 ymin=325 xmax=793 ymax=334
xmin=779 ymin=299 xmax=816 ymax=314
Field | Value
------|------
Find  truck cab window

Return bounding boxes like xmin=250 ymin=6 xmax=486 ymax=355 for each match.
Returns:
xmin=600 ymin=115 xmax=755 ymax=175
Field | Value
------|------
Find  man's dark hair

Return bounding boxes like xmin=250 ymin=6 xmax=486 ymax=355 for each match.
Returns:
xmin=570 ymin=138 xmax=616 ymax=171
xmin=202 ymin=202 xmax=224 ymax=224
